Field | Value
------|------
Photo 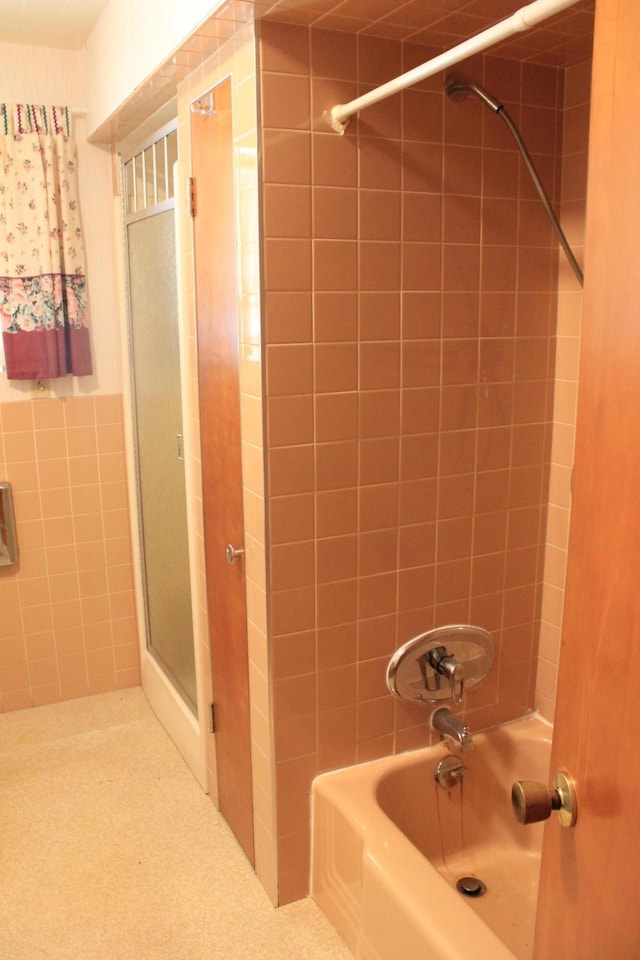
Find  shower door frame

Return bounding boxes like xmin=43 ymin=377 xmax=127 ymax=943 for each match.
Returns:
xmin=120 ymin=122 xmax=208 ymax=789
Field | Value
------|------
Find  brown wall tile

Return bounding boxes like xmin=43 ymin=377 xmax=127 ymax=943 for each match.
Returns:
xmin=259 ymin=25 xmax=565 ymax=903
xmin=0 ymin=395 xmax=138 ymax=713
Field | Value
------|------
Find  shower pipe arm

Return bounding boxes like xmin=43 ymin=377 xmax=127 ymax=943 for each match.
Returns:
xmin=447 ymin=79 xmax=584 ymax=287
xmin=324 ymin=0 xmax=583 ymax=135
xmin=497 ymin=107 xmax=585 ymax=287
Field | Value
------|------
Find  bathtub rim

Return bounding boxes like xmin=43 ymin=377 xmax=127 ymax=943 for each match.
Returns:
xmin=310 ymin=712 xmax=552 ymax=960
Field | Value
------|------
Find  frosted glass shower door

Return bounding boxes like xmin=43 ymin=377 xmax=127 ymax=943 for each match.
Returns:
xmin=127 ymin=209 xmax=196 ymax=711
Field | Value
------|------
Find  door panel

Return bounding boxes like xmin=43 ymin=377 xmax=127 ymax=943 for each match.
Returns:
xmin=128 ymin=210 xmax=196 ymax=710
xmin=191 ymin=77 xmax=254 ymax=864
xmin=534 ymin=1 xmax=640 ymax=954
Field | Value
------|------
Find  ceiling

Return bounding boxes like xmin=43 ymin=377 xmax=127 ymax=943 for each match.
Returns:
xmin=0 ymin=0 xmax=595 ymax=63
xmin=0 ymin=0 xmax=109 ymax=50
xmin=258 ymin=0 xmax=595 ymax=66
xmin=2 ymin=0 xmax=595 ymax=142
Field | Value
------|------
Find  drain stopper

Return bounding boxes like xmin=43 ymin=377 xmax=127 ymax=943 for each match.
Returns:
xmin=456 ymin=876 xmax=487 ymax=897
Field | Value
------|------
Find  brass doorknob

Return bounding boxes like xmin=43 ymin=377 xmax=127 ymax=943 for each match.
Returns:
xmin=511 ymin=772 xmax=577 ymax=828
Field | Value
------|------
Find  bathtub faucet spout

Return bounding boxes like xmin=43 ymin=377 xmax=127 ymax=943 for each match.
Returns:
xmin=431 ymin=706 xmax=473 ymax=752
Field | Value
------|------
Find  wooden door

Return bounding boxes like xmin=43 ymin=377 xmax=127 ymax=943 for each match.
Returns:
xmin=534 ymin=1 xmax=640 ymax=954
xmin=191 ymin=77 xmax=254 ymax=865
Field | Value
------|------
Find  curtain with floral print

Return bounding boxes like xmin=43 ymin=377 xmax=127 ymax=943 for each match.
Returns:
xmin=0 ymin=104 xmax=92 ymax=380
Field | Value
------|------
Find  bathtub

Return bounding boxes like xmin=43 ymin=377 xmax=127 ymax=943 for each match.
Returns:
xmin=311 ymin=714 xmax=551 ymax=960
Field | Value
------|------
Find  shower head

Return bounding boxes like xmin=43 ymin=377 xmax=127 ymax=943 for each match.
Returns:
xmin=445 ymin=77 xmax=504 ymax=113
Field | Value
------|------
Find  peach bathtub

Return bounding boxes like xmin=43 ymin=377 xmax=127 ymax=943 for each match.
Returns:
xmin=311 ymin=715 xmax=551 ymax=960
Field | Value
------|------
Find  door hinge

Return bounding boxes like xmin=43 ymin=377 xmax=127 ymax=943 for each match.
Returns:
xmin=209 ymin=701 xmax=216 ymax=733
xmin=188 ymin=176 xmax=197 ymax=218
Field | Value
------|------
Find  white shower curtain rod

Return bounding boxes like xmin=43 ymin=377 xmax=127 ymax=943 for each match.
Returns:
xmin=324 ymin=0 xmax=583 ymax=134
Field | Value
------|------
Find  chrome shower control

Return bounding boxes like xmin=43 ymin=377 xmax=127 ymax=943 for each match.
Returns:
xmin=511 ymin=772 xmax=577 ymax=828
xmin=386 ymin=625 xmax=494 ymax=705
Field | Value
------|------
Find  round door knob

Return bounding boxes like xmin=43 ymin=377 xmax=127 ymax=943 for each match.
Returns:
xmin=511 ymin=772 xmax=577 ymax=828
xmin=225 ymin=543 xmax=245 ymax=564
xmin=511 ymin=780 xmax=557 ymax=824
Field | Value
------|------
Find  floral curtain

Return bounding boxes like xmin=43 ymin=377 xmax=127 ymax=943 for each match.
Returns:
xmin=0 ymin=104 xmax=92 ymax=380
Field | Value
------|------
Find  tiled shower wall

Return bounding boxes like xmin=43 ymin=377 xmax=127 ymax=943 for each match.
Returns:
xmin=260 ymin=22 xmax=563 ymax=901
xmin=536 ymin=58 xmax=591 ymax=720
xmin=0 ymin=397 xmax=139 ymax=711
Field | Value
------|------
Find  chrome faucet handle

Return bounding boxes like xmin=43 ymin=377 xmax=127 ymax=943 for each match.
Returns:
xmin=434 ymin=755 xmax=468 ymax=789
xmin=428 ymin=646 xmax=465 ymax=704
xmin=442 ymin=657 xmax=465 ymax=704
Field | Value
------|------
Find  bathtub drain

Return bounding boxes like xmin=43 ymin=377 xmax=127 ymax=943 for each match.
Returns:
xmin=456 ymin=876 xmax=487 ymax=898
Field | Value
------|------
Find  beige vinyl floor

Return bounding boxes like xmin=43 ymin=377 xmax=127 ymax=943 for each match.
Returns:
xmin=0 ymin=688 xmax=352 ymax=960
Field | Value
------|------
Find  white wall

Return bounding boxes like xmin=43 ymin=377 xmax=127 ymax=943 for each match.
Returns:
xmin=0 ymin=0 xmax=227 ymax=402
xmin=85 ymin=0 xmax=218 ymax=131
xmin=0 ymin=42 xmax=122 ymax=402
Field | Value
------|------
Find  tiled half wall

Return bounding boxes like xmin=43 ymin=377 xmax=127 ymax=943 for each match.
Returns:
xmin=0 ymin=396 xmax=139 ymax=711
xmin=259 ymin=21 xmax=566 ymax=902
